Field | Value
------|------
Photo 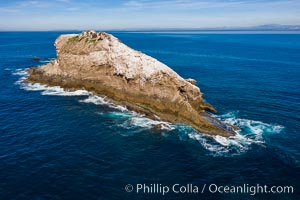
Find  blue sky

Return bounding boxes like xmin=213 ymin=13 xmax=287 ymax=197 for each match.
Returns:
xmin=0 ymin=0 xmax=299 ymax=30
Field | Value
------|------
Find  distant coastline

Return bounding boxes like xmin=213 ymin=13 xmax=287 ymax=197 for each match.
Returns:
xmin=1 ymin=24 xmax=300 ymax=32
xmin=117 ymin=24 xmax=300 ymax=31
xmin=2 ymin=31 xmax=300 ymax=35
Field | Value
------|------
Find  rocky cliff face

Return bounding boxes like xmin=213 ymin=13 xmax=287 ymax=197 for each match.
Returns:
xmin=28 ymin=30 xmax=236 ymax=137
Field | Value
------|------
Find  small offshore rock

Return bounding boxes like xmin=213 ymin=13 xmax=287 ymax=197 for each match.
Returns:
xmin=33 ymin=56 xmax=40 ymax=61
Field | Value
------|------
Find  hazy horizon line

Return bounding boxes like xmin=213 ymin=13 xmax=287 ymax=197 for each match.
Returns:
xmin=1 ymin=25 xmax=300 ymax=32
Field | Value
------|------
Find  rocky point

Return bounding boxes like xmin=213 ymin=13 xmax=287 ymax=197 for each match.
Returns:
xmin=27 ymin=30 xmax=236 ymax=137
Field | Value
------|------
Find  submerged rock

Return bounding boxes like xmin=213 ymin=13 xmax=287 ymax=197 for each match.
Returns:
xmin=27 ymin=30 xmax=236 ymax=137
xmin=33 ymin=56 xmax=40 ymax=61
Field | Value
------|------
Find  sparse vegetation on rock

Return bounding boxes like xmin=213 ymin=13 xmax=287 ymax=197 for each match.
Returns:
xmin=27 ymin=30 xmax=236 ymax=137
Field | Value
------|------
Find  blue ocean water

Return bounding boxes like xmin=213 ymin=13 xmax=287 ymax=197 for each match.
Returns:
xmin=0 ymin=31 xmax=299 ymax=200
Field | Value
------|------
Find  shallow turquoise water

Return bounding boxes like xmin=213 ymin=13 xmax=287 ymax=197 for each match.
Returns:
xmin=0 ymin=31 xmax=299 ymax=199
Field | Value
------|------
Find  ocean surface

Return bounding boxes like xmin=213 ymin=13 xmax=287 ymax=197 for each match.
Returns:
xmin=0 ymin=31 xmax=299 ymax=200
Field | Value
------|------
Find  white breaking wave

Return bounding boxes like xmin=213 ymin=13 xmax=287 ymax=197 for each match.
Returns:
xmin=21 ymin=83 xmax=90 ymax=96
xmin=13 ymin=68 xmax=29 ymax=85
xmin=14 ymin=68 xmax=284 ymax=156
xmin=21 ymin=83 xmax=47 ymax=91
xmin=79 ymin=95 xmax=128 ymax=112
xmin=120 ymin=116 xmax=175 ymax=131
xmin=14 ymin=68 xmax=90 ymax=96
xmin=39 ymin=59 xmax=55 ymax=63
xmin=12 ymin=68 xmax=28 ymax=76
xmin=41 ymin=87 xmax=90 ymax=96
xmin=186 ymin=112 xmax=284 ymax=157
xmin=79 ymin=95 xmax=107 ymax=105
xmin=216 ymin=111 xmax=284 ymax=137
xmin=80 ymin=95 xmax=175 ymax=131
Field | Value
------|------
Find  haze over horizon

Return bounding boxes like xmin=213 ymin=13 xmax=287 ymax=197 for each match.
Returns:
xmin=0 ymin=0 xmax=300 ymax=31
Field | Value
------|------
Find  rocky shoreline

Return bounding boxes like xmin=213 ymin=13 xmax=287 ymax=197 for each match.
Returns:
xmin=27 ymin=30 xmax=236 ymax=137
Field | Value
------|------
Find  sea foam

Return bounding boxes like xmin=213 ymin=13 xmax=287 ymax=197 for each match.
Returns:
xmin=120 ymin=116 xmax=175 ymax=131
xmin=14 ymin=68 xmax=284 ymax=156
xmin=38 ymin=58 xmax=55 ymax=63
xmin=14 ymin=68 xmax=90 ymax=96
xmin=185 ymin=112 xmax=284 ymax=156
xmin=12 ymin=68 xmax=28 ymax=76
xmin=79 ymin=95 xmax=128 ymax=112
xmin=21 ymin=83 xmax=90 ymax=96
xmin=80 ymin=95 xmax=175 ymax=131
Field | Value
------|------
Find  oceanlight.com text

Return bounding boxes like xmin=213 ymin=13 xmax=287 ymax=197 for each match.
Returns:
xmin=125 ymin=183 xmax=294 ymax=196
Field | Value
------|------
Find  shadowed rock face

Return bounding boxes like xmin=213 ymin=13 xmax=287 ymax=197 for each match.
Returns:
xmin=27 ymin=30 xmax=236 ymax=137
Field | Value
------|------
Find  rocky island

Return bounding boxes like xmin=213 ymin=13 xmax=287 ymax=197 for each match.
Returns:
xmin=27 ymin=30 xmax=236 ymax=137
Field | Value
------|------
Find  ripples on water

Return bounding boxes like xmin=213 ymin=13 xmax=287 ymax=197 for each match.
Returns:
xmin=14 ymin=69 xmax=285 ymax=157
xmin=1 ymin=32 xmax=300 ymax=199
